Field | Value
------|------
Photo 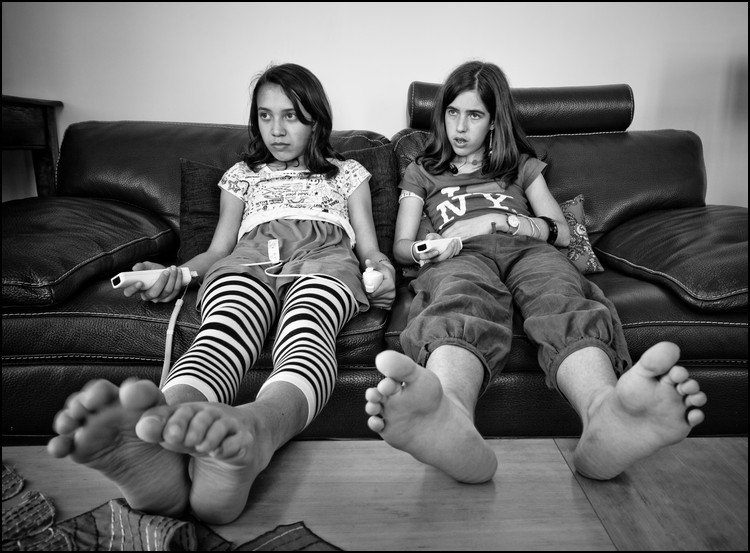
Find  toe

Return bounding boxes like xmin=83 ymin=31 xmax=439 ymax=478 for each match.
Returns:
xmin=196 ymin=419 xmax=232 ymax=453
xmin=217 ymin=432 xmax=252 ymax=458
xmin=375 ymin=350 xmax=421 ymax=383
xmin=685 ymin=391 xmax=707 ymax=408
xmin=135 ymin=414 xmax=166 ymax=443
xmin=662 ymin=364 xmax=689 ymax=386
xmin=676 ymin=379 xmax=700 ymax=395
xmin=365 ymin=401 xmax=382 ymax=416
xmin=53 ymin=410 xmax=80 ymax=435
xmin=368 ymin=415 xmax=385 ymax=433
xmin=365 ymin=387 xmax=382 ymax=402
xmin=79 ymin=380 xmax=120 ymax=411
xmin=638 ymin=342 xmax=681 ymax=378
xmin=120 ymin=379 xmax=164 ymax=410
xmin=687 ymin=408 xmax=705 ymax=427
xmin=183 ymin=409 xmax=221 ymax=447
xmin=47 ymin=434 xmax=74 ymax=458
xmin=61 ymin=396 xmax=90 ymax=424
xmin=377 ymin=377 xmax=402 ymax=396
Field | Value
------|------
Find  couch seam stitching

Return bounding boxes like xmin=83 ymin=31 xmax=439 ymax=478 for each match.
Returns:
xmin=595 ymin=250 xmax=749 ymax=299
xmin=3 ymin=229 xmax=174 ymax=288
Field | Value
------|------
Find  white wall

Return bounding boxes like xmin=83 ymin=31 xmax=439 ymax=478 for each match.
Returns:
xmin=2 ymin=1 xmax=747 ymax=206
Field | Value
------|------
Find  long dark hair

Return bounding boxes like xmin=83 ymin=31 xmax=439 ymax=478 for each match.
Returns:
xmin=420 ymin=60 xmax=536 ymax=186
xmin=243 ymin=63 xmax=341 ymax=177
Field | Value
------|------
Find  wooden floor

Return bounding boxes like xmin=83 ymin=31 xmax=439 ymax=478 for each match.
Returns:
xmin=2 ymin=437 xmax=747 ymax=551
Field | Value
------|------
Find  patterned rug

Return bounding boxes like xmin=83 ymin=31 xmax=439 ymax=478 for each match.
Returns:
xmin=2 ymin=463 xmax=342 ymax=551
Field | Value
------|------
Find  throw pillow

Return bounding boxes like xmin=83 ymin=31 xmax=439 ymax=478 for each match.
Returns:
xmin=339 ymin=143 xmax=399 ymax=265
xmin=2 ymin=197 xmax=176 ymax=306
xmin=178 ymin=144 xmax=399 ymax=267
xmin=178 ymin=159 xmax=224 ymax=263
xmin=594 ymin=205 xmax=747 ymax=311
xmin=559 ymin=194 xmax=604 ymax=274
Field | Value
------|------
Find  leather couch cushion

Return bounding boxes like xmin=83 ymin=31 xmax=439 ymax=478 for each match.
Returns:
xmin=178 ymin=142 xmax=400 ymax=268
xmin=2 ymin=197 xmax=176 ymax=306
xmin=594 ymin=206 xmax=748 ymax=311
xmin=2 ymin=281 xmax=389 ymax=368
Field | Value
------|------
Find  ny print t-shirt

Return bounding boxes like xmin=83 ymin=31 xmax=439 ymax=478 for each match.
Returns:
xmin=219 ymin=158 xmax=370 ymax=244
xmin=400 ymin=154 xmax=546 ymax=232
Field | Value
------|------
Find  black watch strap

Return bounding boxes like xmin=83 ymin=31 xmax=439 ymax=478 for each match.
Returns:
xmin=539 ymin=216 xmax=558 ymax=245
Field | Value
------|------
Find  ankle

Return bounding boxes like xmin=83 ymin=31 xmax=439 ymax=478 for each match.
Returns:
xmin=580 ymin=385 xmax=616 ymax=429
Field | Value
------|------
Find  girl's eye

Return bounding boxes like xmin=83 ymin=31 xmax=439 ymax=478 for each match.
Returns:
xmin=446 ymin=109 xmax=457 ymax=117
xmin=285 ymin=112 xmax=298 ymax=120
xmin=258 ymin=112 xmax=270 ymax=120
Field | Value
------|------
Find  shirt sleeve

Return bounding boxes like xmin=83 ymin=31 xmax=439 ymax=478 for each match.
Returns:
xmin=399 ymin=162 xmax=428 ymax=200
xmin=518 ymin=156 xmax=547 ymax=190
xmin=218 ymin=162 xmax=251 ymax=200
xmin=341 ymin=159 xmax=371 ymax=197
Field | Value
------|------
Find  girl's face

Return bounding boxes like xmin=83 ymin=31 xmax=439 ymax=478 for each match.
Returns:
xmin=257 ymin=83 xmax=313 ymax=167
xmin=445 ymin=89 xmax=492 ymax=159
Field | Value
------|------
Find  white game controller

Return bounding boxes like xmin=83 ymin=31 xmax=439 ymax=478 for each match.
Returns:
xmin=111 ymin=267 xmax=197 ymax=289
xmin=414 ymin=237 xmax=463 ymax=255
xmin=362 ymin=267 xmax=384 ymax=293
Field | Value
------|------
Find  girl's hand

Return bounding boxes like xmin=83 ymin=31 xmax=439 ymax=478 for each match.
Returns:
xmin=441 ymin=215 xmax=502 ymax=240
xmin=121 ymin=262 xmax=187 ymax=303
xmin=363 ymin=258 xmax=396 ymax=310
xmin=414 ymin=233 xmax=461 ymax=264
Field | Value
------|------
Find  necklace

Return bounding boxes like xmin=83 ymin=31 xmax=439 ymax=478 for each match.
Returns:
xmin=455 ymin=158 xmax=482 ymax=169
xmin=269 ymin=158 xmax=305 ymax=171
xmin=450 ymin=156 xmax=483 ymax=174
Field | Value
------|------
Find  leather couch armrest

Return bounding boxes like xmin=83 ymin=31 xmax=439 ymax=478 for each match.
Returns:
xmin=594 ymin=206 xmax=748 ymax=311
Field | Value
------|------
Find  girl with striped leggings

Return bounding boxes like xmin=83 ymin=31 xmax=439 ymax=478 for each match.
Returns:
xmin=47 ymin=63 xmax=395 ymax=525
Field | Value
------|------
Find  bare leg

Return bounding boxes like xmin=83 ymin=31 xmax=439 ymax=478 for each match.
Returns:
xmin=558 ymin=342 xmax=707 ymax=480
xmin=365 ymin=346 xmax=497 ymax=483
xmin=135 ymin=381 xmax=307 ymax=525
xmin=47 ymin=379 xmax=190 ymax=518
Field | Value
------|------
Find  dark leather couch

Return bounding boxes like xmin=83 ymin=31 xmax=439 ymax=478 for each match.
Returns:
xmin=3 ymin=83 xmax=747 ymax=444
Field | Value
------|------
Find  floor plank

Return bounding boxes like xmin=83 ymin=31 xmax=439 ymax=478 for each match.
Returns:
xmin=555 ymin=437 xmax=748 ymax=551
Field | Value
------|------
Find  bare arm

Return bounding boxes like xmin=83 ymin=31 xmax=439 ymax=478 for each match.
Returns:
xmin=394 ymin=196 xmax=459 ymax=265
xmin=348 ymin=179 xmax=396 ymax=309
xmin=125 ymin=189 xmax=244 ymax=302
xmin=525 ymin=175 xmax=570 ymax=246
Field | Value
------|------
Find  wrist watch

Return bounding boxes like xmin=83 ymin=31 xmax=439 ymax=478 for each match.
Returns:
xmin=507 ymin=214 xmax=520 ymax=235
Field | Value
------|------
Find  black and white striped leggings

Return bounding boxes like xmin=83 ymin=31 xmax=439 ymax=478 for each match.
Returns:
xmin=162 ymin=272 xmax=358 ymax=427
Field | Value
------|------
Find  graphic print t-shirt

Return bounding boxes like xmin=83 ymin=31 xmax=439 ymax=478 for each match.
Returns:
xmin=400 ymin=154 xmax=546 ymax=232
xmin=219 ymin=158 xmax=370 ymax=244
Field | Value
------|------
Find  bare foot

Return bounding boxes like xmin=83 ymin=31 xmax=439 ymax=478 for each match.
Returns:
xmin=134 ymin=402 xmax=277 ymax=525
xmin=47 ymin=379 xmax=189 ymax=518
xmin=574 ymin=342 xmax=707 ymax=480
xmin=365 ymin=350 xmax=497 ymax=483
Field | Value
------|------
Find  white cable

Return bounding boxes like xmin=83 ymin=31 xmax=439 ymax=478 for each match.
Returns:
xmin=160 ymin=285 xmax=189 ymax=388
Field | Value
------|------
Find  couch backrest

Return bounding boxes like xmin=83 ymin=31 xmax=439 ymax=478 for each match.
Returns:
xmin=408 ymin=81 xmax=635 ymax=134
xmin=56 ymin=120 xmax=390 ymax=233
xmin=394 ymin=82 xmax=707 ymax=241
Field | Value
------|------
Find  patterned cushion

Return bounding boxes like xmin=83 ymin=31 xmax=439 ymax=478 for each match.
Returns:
xmin=559 ymin=194 xmax=604 ymax=274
